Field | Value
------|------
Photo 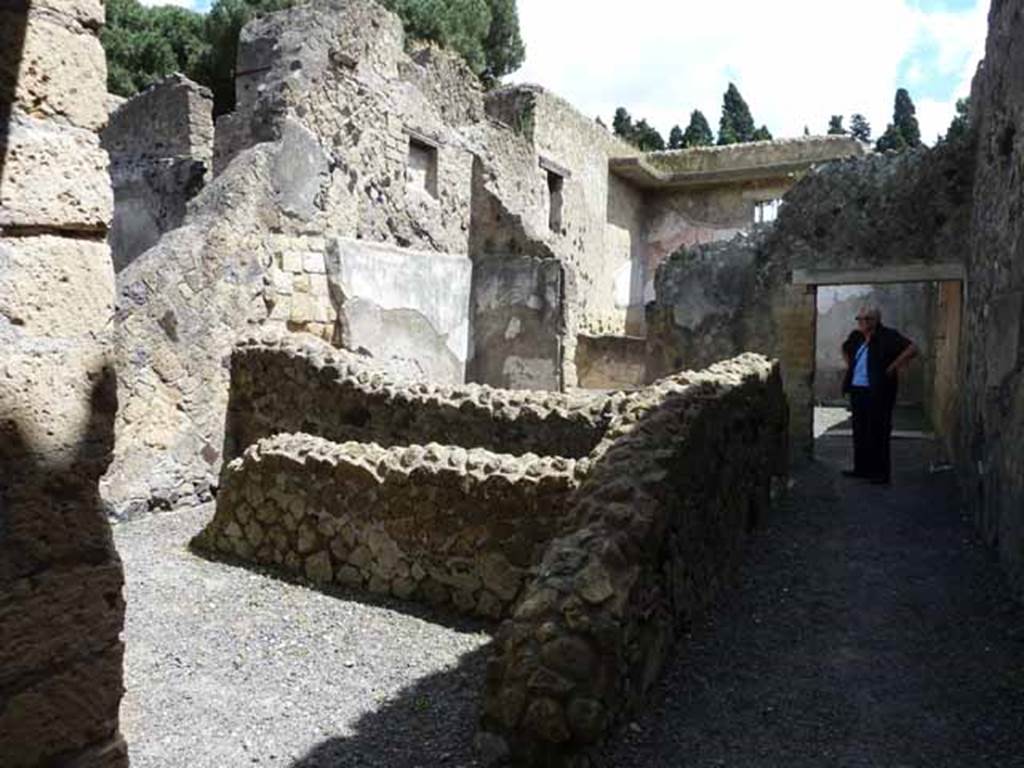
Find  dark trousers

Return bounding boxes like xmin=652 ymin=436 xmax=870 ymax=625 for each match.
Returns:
xmin=849 ymin=387 xmax=894 ymax=480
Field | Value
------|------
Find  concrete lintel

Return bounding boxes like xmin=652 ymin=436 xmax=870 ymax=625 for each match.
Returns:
xmin=609 ymin=156 xmax=811 ymax=190
xmin=792 ymin=263 xmax=966 ymax=286
xmin=539 ymin=155 xmax=572 ymax=179
xmin=404 ymin=127 xmax=442 ymax=149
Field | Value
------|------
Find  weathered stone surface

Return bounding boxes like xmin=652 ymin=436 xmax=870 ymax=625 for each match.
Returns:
xmin=0 ymin=236 xmax=114 ymax=336
xmin=325 ymin=237 xmax=472 ymax=384
xmin=0 ymin=7 xmax=108 ymax=131
xmin=102 ymin=74 xmax=214 ymax=271
xmin=0 ymin=115 xmax=113 ymax=231
xmin=959 ymin=0 xmax=1024 ymax=596
xmin=645 ymin=137 xmax=972 ymax=459
xmin=195 ymin=432 xmax=579 ymax=618
xmin=221 ymin=332 xmax=608 ymax=466
xmin=1 ymin=5 xmax=126 ymax=764
xmin=480 ymin=355 xmax=787 ymax=763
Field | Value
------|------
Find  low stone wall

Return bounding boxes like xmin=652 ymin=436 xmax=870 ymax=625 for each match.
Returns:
xmin=478 ymin=355 xmax=787 ymax=764
xmin=223 ymin=332 xmax=610 ymax=464
xmin=194 ymin=433 xmax=581 ymax=618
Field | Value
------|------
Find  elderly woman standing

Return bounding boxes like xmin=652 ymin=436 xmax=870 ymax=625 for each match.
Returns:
xmin=841 ymin=306 xmax=919 ymax=485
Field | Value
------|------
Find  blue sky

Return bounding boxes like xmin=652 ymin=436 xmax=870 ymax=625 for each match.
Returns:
xmin=142 ymin=0 xmax=989 ymax=144
xmin=511 ymin=0 xmax=988 ymax=144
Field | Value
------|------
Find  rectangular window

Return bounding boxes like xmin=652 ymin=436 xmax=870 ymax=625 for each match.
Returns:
xmin=755 ymin=198 xmax=783 ymax=224
xmin=407 ymin=138 xmax=438 ymax=198
xmin=547 ymin=170 xmax=564 ymax=232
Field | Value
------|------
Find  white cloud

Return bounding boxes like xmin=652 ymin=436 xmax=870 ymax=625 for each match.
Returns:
xmin=510 ymin=0 xmax=988 ymax=145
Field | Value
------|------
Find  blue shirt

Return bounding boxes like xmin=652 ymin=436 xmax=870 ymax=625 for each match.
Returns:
xmin=852 ymin=342 xmax=870 ymax=387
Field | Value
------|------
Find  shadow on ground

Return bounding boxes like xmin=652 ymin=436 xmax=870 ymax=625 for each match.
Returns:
xmin=604 ymin=436 xmax=1024 ymax=767
xmin=288 ymin=645 xmax=491 ymax=768
xmin=188 ymin=538 xmax=493 ymax=635
xmin=262 ymin=435 xmax=1024 ymax=768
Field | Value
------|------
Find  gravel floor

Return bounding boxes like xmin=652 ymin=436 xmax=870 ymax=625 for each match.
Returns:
xmin=606 ymin=436 xmax=1024 ymax=767
xmin=115 ymin=436 xmax=1024 ymax=768
xmin=115 ymin=506 xmax=491 ymax=768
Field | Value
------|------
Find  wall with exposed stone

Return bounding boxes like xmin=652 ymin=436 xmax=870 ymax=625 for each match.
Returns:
xmin=102 ymin=73 xmax=214 ymax=271
xmin=475 ymin=85 xmax=647 ymax=387
xmin=646 ymin=139 xmax=974 ymax=458
xmin=104 ymin=0 xmax=491 ymax=515
xmin=479 ymin=355 xmax=787 ymax=764
xmin=0 ymin=1 xmax=127 ymax=765
xmin=960 ymin=0 xmax=1024 ymax=596
xmin=221 ymin=332 xmax=609 ymax=466
xmin=575 ymin=334 xmax=647 ymax=390
xmin=467 ymin=254 xmax=564 ymax=390
xmin=194 ymin=433 xmax=581 ymax=618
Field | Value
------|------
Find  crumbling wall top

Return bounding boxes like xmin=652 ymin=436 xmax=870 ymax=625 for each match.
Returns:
xmin=103 ymin=73 xmax=213 ymax=164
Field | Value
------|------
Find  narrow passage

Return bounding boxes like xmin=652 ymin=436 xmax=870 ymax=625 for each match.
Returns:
xmin=608 ymin=434 xmax=1024 ymax=767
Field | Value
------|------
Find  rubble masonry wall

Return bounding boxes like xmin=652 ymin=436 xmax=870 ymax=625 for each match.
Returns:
xmin=479 ymin=355 xmax=787 ymax=763
xmin=0 ymin=0 xmax=127 ymax=764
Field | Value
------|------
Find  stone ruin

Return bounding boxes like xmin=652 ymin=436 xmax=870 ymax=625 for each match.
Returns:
xmin=191 ymin=330 xmax=786 ymax=759
xmin=98 ymin=0 xmax=863 ymax=517
xmin=3 ymin=0 xmax=1024 ymax=765
xmin=1 ymin=0 xmax=127 ymax=765
xmin=102 ymin=73 xmax=214 ymax=272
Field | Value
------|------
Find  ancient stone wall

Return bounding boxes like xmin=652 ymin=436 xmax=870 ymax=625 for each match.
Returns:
xmin=195 ymin=433 xmax=581 ymax=618
xmin=0 ymin=1 xmax=127 ymax=764
xmin=575 ymin=334 xmax=647 ymax=390
xmin=467 ymin=254 xmax=564 ymax=390
xmin=479 ymin=355 xmax=787 ymax=764
xmin=960 ymin=0 xmax=1024 ymax=595
xmin=102 ymin=74 xmax=214 ymax=271
xmin=222 ymin=332 xmax=609 ymax=465
xmin=646 ymin=139 xmax=973 ymax=457
xmin=475 ymin=85 xmax=647 ymax=387
xmin=106 ymin=0 xmax=490 ymax=515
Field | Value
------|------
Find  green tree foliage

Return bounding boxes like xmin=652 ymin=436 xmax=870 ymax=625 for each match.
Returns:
xmin=481 ymin=0 xmax=525 ymax=81
xmin=827 ymin=115 xmax=846 ymax=135
xmin=612 ymin=107 xmax=634 ymax=141
xmin=849 ymin=113 xmax=871 ymax=143
xmin=103 ymin=0 xmax=206 ymax=97
xmin=668 ymin=125 xmax=684 ymax=150
xmin=103 ymin=0 xmax=525 ymax=116
xmin=681 ymin=109 xmax=714 ymax=147
xmin=942 ymin=97 xmax=971 ymax=144
xmin=201 ymin=0 xmax=293 ymax=115
xmin=611 ymin=107 xmax=665 ymax=150
xmin=717 ymin=83 xmax=765 ymax=145
xmin=633 ymin=119 xmax=665 ymax=151
xmin=381 ymin=0 xmax=524 ymax=84
xmin=751 ymin=125 xmax=773 ymax=141
xmin=876 ymin=88 xmax=921 ymax=152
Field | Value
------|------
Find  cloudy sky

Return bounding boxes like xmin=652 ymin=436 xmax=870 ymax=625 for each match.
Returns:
xmin=144 ymin=0 xmax=988 ymax=144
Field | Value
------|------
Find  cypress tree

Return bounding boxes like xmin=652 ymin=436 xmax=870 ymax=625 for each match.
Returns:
xmin=717 ymin=83 xmax=757 ymax=145
xmin=850 ymin=113 xmax=871 ymax=143
xmin=827 ymin=115 xmax=846 ymax=135
xmin=633 ymin=119 xmax=665 ymax=151
xmin=682 ymin=110 xmax=714 ymax=147
xmin=942 ymin=97 xmax=970 ymax=144
xmin=668 ymin=125 xmax=684 ymax=150
xmin=876 ymin=88 xmax=921 ymax=152
xmin=612 ymin=107 xmax=634 ymax=142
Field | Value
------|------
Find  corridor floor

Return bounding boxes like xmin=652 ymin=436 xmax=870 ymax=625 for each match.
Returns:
xmin=116 ymin=435 xmax=1023 ymax=767
xmin=606 ymin=436 xmax=1024 ymax=767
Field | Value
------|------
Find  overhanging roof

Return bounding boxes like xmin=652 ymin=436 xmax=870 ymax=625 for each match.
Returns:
xmin=610 ymin=136 xmax=867 ymax=191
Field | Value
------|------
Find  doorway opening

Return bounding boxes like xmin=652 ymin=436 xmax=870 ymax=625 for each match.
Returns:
xmin=810 ymin=279 xmax=963 ymax=464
